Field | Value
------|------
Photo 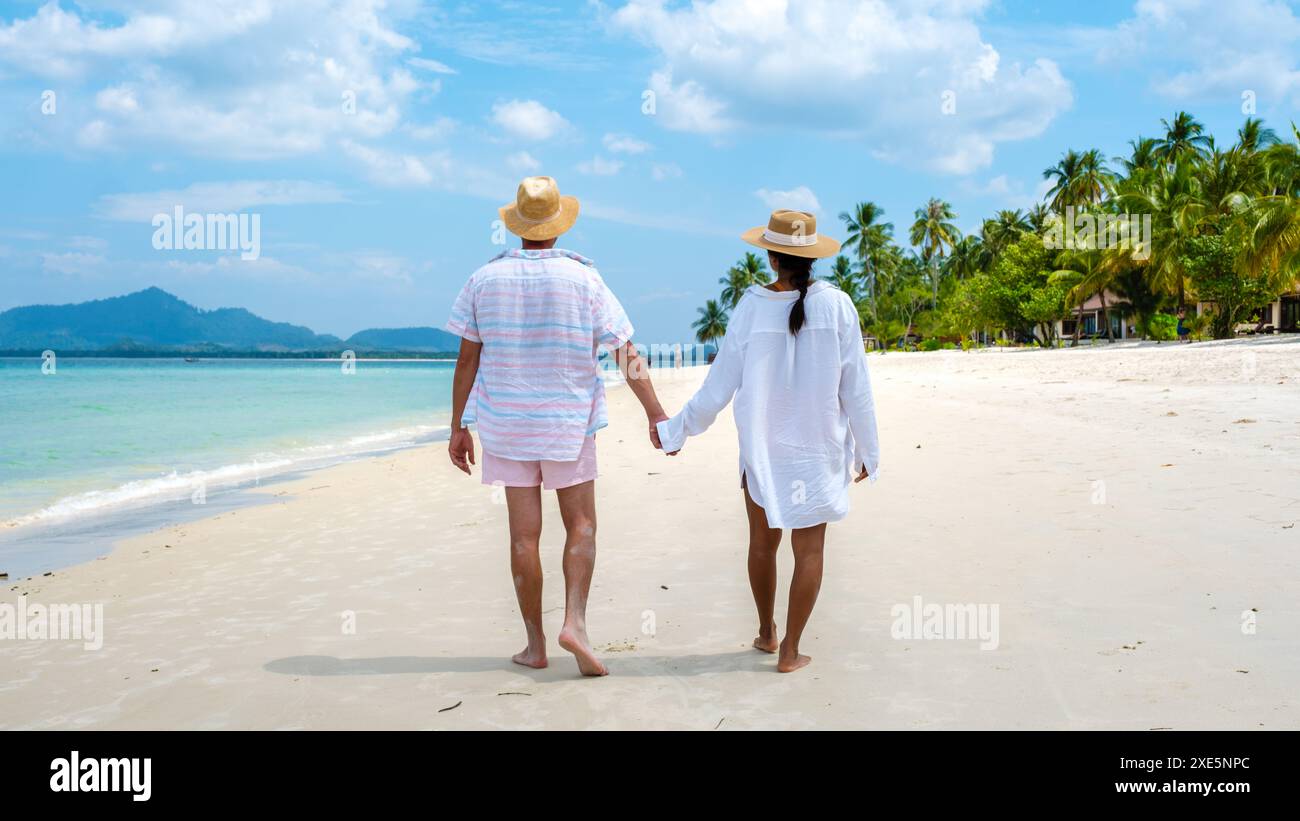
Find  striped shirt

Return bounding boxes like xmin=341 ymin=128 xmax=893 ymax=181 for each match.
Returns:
xmin=446 ymin=248 xmax=634 ymax=462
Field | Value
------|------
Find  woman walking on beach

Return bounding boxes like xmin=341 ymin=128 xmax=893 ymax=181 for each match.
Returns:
xmin=656 ymin=210 xmax=881 ymax=673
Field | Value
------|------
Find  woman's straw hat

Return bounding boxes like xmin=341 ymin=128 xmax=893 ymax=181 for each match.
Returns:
xmin=741 ymin=209 xmax=841 ymax=259
xmin=499 ymin=176 xmax=580 ymax=240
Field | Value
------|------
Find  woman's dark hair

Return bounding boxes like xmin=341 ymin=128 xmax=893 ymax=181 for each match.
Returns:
xmin=770 ymin=251 xmax=816 ymax=335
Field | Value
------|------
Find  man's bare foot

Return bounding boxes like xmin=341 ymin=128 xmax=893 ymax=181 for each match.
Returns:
xmin=511 ymin=646 xmax=548 ymax=669
xmin=753 ymin=626 xmax=779 ymax=653
xmin=558 ymin=625 xmax=608 ymax=677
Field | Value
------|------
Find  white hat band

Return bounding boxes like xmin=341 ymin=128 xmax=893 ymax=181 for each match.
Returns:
xmin=763 ymin=228 xmax=819 ymax=247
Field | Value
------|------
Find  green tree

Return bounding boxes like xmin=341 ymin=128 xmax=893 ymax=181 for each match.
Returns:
xmin=692 ymin=300 xmax=729 ymax=344
xmin=718 ymin=252 xmax=770 ymax=309
xmin=1181 ymin=234 xmax=1276 ymax=338
xmin=909 ymin=198 xmax=960 ymax=308
xmin=1156 ymin=111 xmax=1212 ymax=167
xmin=839 ymin=202 xmax=894 ymax=305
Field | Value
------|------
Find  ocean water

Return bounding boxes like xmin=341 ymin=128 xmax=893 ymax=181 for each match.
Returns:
xmin=0 ymin=358 xmax=455 ymax=530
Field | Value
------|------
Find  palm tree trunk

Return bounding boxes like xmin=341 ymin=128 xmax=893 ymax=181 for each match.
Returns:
xmin=1100 ymin=291 xmax=1112 ymax=342
xmin=1071 ymin=303 xmax=1083 ymax=347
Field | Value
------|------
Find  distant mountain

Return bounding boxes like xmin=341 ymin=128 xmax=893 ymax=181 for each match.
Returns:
xmin=0 ymin=287 xmax=454 ymax=353
xmin=345 ymin=326 xmax=461 ymax=353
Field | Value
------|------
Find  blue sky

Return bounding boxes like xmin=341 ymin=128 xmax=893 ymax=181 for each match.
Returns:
xmin=2 ymin=0 xmax=1299 ymax=342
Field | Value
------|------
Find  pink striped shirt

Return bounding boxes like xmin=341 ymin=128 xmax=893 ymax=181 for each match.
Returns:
xmin=446 ymin=248 xmax=634 ymax=462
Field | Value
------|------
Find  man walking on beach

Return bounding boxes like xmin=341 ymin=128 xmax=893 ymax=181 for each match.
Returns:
xmin=445 ymin=176 xmax=669 ymax=676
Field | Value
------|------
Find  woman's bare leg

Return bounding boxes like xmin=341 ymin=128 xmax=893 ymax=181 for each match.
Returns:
xmin=780 ymin=523 xmax=827 ymax=673
xmin=505 ymin=486 xmax=547 ymax=668
xmin=743 ymin=480 xmax=782 ymax=653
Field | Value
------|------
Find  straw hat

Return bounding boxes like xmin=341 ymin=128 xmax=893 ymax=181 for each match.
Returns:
xmin=499 ymin=176 xmax=580 ymax=240
xmin=741 ymin=209 xmax=841 ymax=259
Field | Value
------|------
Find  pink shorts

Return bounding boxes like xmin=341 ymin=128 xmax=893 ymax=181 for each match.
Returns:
xmin=481 ymin=436 xmax=598 ymax=490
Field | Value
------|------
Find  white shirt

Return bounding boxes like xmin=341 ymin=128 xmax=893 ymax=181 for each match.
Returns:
xmin=657 ymin=281 xmax=880 ymax=529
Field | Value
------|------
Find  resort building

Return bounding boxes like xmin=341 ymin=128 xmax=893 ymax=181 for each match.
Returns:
xmin=1195 ymin=281 xmax=1300 ymax=334
xmin=1055 ymin=290 xmax=1134 ymax=341
xmin=1247 ymin=288 xmax=1300 ymax=333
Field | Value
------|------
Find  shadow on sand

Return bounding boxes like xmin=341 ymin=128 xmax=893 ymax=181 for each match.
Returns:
xmin=265 ymin=650 xmax=763 ymax=679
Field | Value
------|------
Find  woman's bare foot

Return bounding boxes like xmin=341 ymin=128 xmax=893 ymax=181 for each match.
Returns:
xmin=558 ymin=625 xmax=608 ymax=677
xmin=777 ymin=653 xmax=811 ymax=673
xmin=753 ymin=625 xmax=779 ymax=653
xmin=511 ymin=645 xmax=548 ymax=669
xmin=777 ymin=640 xmax=811 ymax=672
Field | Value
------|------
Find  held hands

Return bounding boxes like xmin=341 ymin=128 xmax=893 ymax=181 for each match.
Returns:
xmin=448 ymin=428 xmax=475 ymax=475
xmin=648 ymin=412 xmax=678 ymax=456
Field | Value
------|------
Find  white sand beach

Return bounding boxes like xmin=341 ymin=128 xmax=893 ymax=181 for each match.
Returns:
xmin=2 ymin=338 xmax=1297 ymax=730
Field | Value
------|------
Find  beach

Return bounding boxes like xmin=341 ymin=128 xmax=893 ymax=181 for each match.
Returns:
xmin=2 ymin=337 xmax=1298 ymax=730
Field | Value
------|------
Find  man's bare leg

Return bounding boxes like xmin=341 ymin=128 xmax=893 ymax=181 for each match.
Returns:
xmin=505 ymin=486 xmax=547 ymax=668
xmin=555 ymin=480 xmax=608 ymax=676
xmin=743 ymin=482 xmax=781 ymax=653
xmin=779 ymin=523 xmax=827 ymax=673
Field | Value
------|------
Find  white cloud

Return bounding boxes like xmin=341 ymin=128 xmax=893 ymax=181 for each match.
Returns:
xmin=490 ymin=99 xmax=569 ymax=141
xmin=0 ymin=1 xmax=422 ymax=159
xmin=651 ymin=162 xmax=683 ymax=181
xmin=77 ymin=120 xmax=110 ymax=149
xmin=612 ymin=0 xmax=1072 ymax=173
xmin=404 ymin=117 xmax=457 ymax=140
xmin=41 ymin=252 xmax=106 ymax=276
xmin=95 ymin=180 xmax=348 ymax=222
xmin=577 ymin=156 xmax=624 ymax=176
xmin=1093 ymin=0 xmax=1300 ymax=104
xmin=95 ymin=85 xmax=139 ymax=113
xmin=407 ymin=57 xmax=457 ymax=74
xmin=755 ymin=186 xmax=821 ymax=214
xmin=156 ymin=255 xmax=315 ymax=281
xmin=646 ymin=70 xmax=733 ymax=135
xmin=602 ymin=133 xmax=652 ymax=154
xmin=347 ymin=252 xmax=419 ymax=284
xmin=507 ymin=151 xmax=541 ymax=172
xmin=68 ymin=235 xmax=109 ymax=251
xmin=340 ymin=140 xmax=438 ymax=187
xmin=338 ymin=141 xmax=511 ymax=198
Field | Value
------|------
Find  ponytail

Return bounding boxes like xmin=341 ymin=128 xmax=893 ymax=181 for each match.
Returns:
xmin=772 ymin=251 xmax=815 ymax=335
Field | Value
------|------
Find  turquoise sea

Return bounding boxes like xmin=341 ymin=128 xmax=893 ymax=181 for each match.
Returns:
xmin=0 ymin=358 xmax=455 ymax=532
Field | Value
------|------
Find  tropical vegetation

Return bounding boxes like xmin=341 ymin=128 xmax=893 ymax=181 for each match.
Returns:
xmin=692 ymin=113 xmax=1300 ymax=348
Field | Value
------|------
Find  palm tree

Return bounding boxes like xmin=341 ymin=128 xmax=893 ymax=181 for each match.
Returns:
xmin=1043 ymin=149 xmax=1083 ymax=212
xmin=1075 ymin=149 xmax=1113 ymax=205
xmin=826 ymin=255 xmax=871 ymax=328
xmin=1116 ymin=137 xmax=1160 ymax=175
xmin=945 ymin=234 xmax=987 ymax=281
xmin=718 ymin=252 xmax=770 ymax=309
xmin=981 ymin=209 xmax=1031 ymax=254
xmin=692 ymin=299 xmax=729 ymax=344
xmin=1155 ymin=111 xmax=1211 ymax=167
xmin=1027 ymin=203 xmax=1053 ymax=234
xmin=909 ymin=198 xmax=959 ymax=307
xmin=1043 ymin=149 xmax=1110 ymax=210
xmin=1237 ymin=118 xmax=1280 ymax=153
xmin=839 ymin=201 xmax=893 ymax=303
xmin=1114 ymin=156 xmax=1203 ymax=308
xmin=1050 ymin=246 xmax=1111 ymax=345
xmin=826 ymin=255 xmax=860 ymax=299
